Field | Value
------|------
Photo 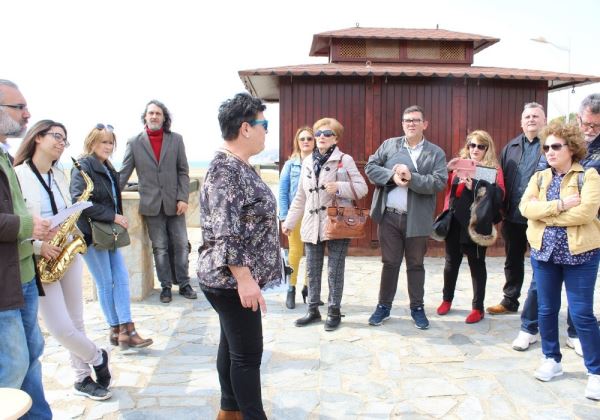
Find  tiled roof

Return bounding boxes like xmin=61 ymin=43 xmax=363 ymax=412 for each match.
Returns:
xmin=310 ymin=27 xmax=500 ymax=56
xmin=239 ymin=63 xmax=600 ymax=100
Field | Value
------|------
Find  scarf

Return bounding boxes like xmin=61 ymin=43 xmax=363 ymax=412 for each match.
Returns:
xmin=312 ymin=145 xmax=336 ymax=180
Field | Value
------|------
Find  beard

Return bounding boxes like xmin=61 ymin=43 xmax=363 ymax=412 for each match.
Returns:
xmin=146 ymin=122 xmax=163 ymax=131
xmin=0 ymin=111 xmax=26 ymax=138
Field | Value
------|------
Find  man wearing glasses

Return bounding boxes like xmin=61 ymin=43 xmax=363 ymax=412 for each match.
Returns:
xmin=510 ymin=94 xmax=600 ymax=355
xmin=365 ymin=105 xmax=447 ymax=330
xmin=487 ymin=102 xmax=546 ymax=321
xmin=119 ymin=100 xmax=197 ymax=303
xmin=0 ymin=79 xmax=52 ymax=418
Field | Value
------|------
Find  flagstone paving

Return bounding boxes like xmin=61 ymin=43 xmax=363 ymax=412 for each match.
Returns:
xmin=40 ymin=229 xmax=600 ymax=419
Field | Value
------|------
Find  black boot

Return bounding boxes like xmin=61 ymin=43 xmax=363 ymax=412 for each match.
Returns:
xmin=286 ymin=286 xmax=296 ymax=309
xmin=301 ymin=285 xmax=308 ymax=303
xmin=324 ymin=307 xmax=342 ymax=331
xmin=295 ymin=307 xmax=321 ymax=327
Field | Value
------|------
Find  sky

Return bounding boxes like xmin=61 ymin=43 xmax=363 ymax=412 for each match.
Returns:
xmin=3 ymin=0 xmax=599 ymax=166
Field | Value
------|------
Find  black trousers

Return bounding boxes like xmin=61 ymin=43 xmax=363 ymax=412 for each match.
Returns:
xmin=442 ymin=218 xmax=487 ymax=311
xmin=203 ymin=290 xmax=267 ymax=420
xmin=501 ymin=220 xmax=529 ymax=311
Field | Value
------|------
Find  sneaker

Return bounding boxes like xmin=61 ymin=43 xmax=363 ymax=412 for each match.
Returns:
xmin=486 ymin=303 xmax=518 ymax=315
xmin=179 ymin=284 xmax=198 ymax=299
xmin=93 ymin=349 xmax=111 ymax=389
xmin=512 ymin=331 xmax=538 ymax=351
xmin=585 ymin=374 xmax=600 ymax=400
xmin=534 ymin=357 xmax=563 ymax=382
xmin=437 ymin=301 xmax=452 ymax=315
xmin=411 ymin=306 xmax=430 ymax=330
xmin=566 ymin=336 xmax=583 ymax=357
xmin=160 ymin=287 xmax=172 ymax=303
xmin=368 ymin=304 xmax=391 ymax=326
xmin=74 ymin=376 xmax=111 ymax=401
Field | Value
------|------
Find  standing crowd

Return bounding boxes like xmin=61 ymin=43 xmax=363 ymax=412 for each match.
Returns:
xmin=1 ymin=78 xmax=600 ymax=420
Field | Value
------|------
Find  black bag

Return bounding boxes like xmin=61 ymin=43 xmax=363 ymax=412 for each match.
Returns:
xmin=430 ymin=208 xmax=453 ymax=242
xmin=90 ymin=220 xmax=131 ymax=251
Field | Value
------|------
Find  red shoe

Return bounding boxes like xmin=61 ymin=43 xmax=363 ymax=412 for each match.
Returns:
xmin=437 ymin=301 xmax=452 ymax=315
xmin=466 ymin=309 xmax=484 ymax=324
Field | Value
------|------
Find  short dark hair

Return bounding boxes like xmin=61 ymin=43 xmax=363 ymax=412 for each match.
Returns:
xmin=403 ymin=105 xmax=425 ymax=120
xmin=141 ymin=99 xmax=172 ymax=133
xmin=218 ymin=93 xmax=266 ymax=141
xmin=579 ymin=93 xmax=600 ymax=115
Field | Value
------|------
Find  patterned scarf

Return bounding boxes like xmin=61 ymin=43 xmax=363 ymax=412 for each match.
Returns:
xmin=312 ymin=145 xmax=336 ymax=180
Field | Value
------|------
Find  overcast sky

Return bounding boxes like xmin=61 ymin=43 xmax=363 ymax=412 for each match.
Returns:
xmin=3 ymin=0 xmax=599 ymax=165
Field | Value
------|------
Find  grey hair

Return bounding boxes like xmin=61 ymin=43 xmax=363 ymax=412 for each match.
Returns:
xmin=0 ymin=79 xmax=19 ymax=102
xmin=579 ymin=93 xmax=600 ymax=115
xmin=523 ymin=102 xmax=545 ymax=113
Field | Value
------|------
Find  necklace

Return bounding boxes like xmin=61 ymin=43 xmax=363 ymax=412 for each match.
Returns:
xmin=219 ymin=148 xmax=254 ymax=170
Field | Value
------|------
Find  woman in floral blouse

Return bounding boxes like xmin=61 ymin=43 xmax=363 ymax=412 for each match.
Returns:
xmin=519 ymin=121 xmax=600 ymax=400
xmin=197 ymin=93 xmax=281 ymax=420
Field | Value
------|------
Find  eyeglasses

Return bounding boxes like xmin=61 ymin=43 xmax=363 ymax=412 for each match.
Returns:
xmin=0 ymin=104 xmax=28 ymax=111
xmin=46 ymin=132 xmax=70 ymax=147
xmin=542 ymin=143 xmax=568 ymax=152
xmin=579 ymin=118 xmax=600 ymax=131
xmin=299 ymin=136 xmax=314 ymax=142
xmin=468 ymin=143 xmax=487 ymax=151
xmin=314 ymin=130 xmax=336 ymax=138
xmin=402 ymin=118 xmax=422 ymax=125
xmin=96 ymin=123 xmax=114 ymax=132
xmin=249 ymin=119 xmax=268 ymax=131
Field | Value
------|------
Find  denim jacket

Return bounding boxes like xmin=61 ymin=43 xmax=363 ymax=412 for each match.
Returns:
xmin=278 ymin=157 xmax=302 ymax=220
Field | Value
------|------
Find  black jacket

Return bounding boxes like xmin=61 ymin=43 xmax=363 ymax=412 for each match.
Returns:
xmin=70 ymin=155 xmax=123 ymax=246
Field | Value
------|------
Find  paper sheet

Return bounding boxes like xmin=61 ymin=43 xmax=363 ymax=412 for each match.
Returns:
xmin=49 ymin=201 xmax=92 ymax=229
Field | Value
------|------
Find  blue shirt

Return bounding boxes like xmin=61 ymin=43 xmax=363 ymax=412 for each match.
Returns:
xmin=278 ymin=157 xmax=302 ymax=220
xmin=531 ymin=171 xmax=600 ymax=264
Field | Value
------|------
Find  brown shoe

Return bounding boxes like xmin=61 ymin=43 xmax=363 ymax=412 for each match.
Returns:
xmin=118 ymin=322 xmax=153 ymax=350
xmin=486 ymin=303 xmax=517 ymax=315
xmin=109 ymin=326 xmax=119 ymax=346
xmin=216 ymin=409 xmax=243 ymax=420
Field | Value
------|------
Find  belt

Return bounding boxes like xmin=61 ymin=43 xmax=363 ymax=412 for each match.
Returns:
xmin=385 ymin=207 xmax=407 ymax=215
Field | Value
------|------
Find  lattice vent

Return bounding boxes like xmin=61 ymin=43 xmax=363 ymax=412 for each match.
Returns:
xmin=366 ymin=40 xmax=400 ymax=59
xmin=440 ymin=42 xmax=465 ymax=60
xmin=407 ymin=41 xmax=440 ymax=59
xmin=339 ymin=39 xmax=366 ymax=58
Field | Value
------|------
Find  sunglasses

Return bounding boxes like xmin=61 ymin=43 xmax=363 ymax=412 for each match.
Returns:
xmin=468 ymin=143 xmax=487 ymax=151
xmin=542 ymin=143 xmax=568 ymax=152
xmin=299 ymin=136 xmax=314 ymax=142
xmin=96 ymin=123 xmax=114 ymax=132
xmin=249 ymin=119 xmax=268 ymax=131
xmin=315 ymin=130 xmax=336 ymax=138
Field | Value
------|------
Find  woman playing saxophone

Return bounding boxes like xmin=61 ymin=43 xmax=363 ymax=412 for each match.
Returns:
xmin=14 ymin=120 xmax=112 ymax=401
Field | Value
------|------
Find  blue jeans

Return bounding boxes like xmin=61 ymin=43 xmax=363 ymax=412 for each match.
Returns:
xmin=83 ymin=245 xmax=132 ymax=326
xmin=532 ymin=254 xmax=600 ymax=374
xmin=144 ymin=211 xmax=190 ymax=289
xmin=520 ymin=273 xmax=576 ymax=337
xmin=0 ymin=279 xmax=52 ymax=419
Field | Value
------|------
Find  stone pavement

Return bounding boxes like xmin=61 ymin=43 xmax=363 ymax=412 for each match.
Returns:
xmin=40 ymin=229 xmax=600 ymax=419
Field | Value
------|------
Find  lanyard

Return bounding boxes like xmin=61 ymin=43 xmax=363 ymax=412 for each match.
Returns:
xmin=27 ymin=160 xmax=58 ymax=215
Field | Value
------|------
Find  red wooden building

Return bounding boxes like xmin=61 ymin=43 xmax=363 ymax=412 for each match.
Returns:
xmin=239 ymin=27 xmax=600 ymax=256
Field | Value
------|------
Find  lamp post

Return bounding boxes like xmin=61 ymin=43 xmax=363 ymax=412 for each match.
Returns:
xmin=530 ymin=36 xmax=572 ymax=121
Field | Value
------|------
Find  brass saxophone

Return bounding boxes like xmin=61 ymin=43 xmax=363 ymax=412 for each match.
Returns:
xmin=37 ymin=158 xmax=94 ymax=283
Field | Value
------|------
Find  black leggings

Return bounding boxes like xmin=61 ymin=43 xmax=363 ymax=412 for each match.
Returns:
xmin=443 ymin=218 xmax=487 ymax=310
xmin=203 ymin=289 xmax=267 ymax=419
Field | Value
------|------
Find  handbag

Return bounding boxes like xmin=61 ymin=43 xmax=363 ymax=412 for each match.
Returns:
xmin=430 ymin=208 xmax=453 ymax=242
xmin=90 ymin=220 xmax=131 ymax=251
xmin=325 ymin=154 xmax=369 ymax=240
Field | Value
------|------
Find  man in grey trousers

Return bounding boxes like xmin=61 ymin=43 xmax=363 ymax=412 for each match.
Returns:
xmin=119 ymin=100 xmax=197 ymax=303
xmin=365 ymin=105 xmax=447 ymax=329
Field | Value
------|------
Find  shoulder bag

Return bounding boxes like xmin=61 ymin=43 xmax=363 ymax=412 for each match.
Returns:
xmin=90 ymin=219 xmax=131 ymax=251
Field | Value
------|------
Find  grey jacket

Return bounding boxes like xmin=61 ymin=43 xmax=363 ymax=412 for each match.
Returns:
xmin=119 ymin=131 xmax=190 ymax=216
xmin=365 ymin=136 xmax=448 ymax=237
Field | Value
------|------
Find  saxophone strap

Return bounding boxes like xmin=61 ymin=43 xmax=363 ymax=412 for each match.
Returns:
xmin=27 ymin=159 xmax=58 ymax=215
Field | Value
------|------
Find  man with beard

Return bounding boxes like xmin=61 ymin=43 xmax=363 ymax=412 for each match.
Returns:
xmin=119 ymin=100 xmax=197 ymax=303
xmin=0 ymin=79 xmax=52 ymax=418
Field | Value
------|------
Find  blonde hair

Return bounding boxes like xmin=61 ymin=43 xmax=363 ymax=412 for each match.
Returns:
xmin=459 ymin=130 xmax=499 ymax=168
xmin=289 ymin=126 xmax=314 ymax=159
xmin=313 ymin=117 xmax=344 ymax=141
xmin=82 ymin=126 xmax=117 ymax=156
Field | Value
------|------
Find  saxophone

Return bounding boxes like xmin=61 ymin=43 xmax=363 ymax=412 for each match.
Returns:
xmin=37 ymin=158 xmax=94 ymax=283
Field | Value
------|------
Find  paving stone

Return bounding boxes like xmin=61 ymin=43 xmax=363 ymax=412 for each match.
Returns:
xmin=119 ymin=407 xmax=213 ymax=419
xmin=455 ymin=396 xmax=484 ymax=419
xmin=402 ymin=378 xmax=465 ymax=398
xmin=410 ymin=396 xmax=457 ymax=418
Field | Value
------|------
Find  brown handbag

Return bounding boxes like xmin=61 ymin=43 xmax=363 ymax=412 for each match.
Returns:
xmin=325 ymin=155 xmax=369 ymax=240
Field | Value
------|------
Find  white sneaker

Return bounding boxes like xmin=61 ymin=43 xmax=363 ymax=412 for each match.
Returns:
xmin=566 ymin=336 xmax=583 ymax=357
xmin=585 ymin=374 xmax=600 ymax=400
xmin=534 ymin=357 xmax=563 ymax=382
xmin=512 ymin=331 xmax=538 ymax=351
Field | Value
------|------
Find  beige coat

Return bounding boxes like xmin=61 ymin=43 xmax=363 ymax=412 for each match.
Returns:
xmin=283 ymin=147 xmax=368 ymax=244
